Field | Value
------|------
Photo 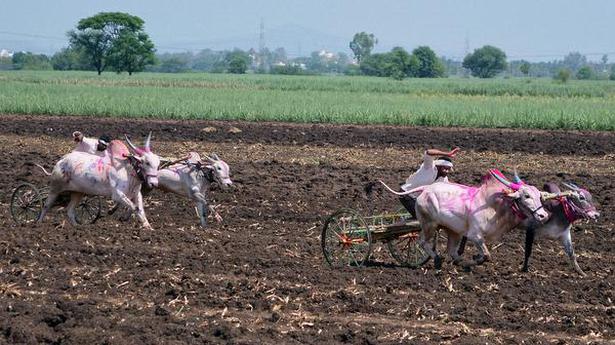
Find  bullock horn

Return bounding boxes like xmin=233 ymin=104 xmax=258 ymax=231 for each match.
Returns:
xmin=125 ymin=134 xmax=144 ymax=155
xmin=562 ymin=182 xmax=580 ymax=191
xmin=489 ymin=169 xmax=521 ymax=191
xmin=144 ymin=131 xmax=152 ymax=152
xmin=513 ymin=168 xmax=524 ymax=184
xmin=210 ymin=153 xmax=220 ymax=161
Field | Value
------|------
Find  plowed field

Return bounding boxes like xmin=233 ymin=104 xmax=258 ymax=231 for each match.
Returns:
xmin=0 ymin=115 xmax=613 ymax=344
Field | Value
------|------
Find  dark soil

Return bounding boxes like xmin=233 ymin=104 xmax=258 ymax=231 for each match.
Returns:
xmin=0 ymin=115 xmax=613 ymax=344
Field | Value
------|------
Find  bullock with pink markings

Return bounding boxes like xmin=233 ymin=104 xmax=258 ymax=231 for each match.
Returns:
xmin=37 ymin=133 xmax=161 ymax=229
xmin=386 ymin=169 xmax=549 ymax=269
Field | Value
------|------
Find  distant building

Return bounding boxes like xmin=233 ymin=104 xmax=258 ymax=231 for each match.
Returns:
xmin=318 ymin=49 xmax=335 ymax=60
xmin=0 ymin=49 xmax=13 ymax=58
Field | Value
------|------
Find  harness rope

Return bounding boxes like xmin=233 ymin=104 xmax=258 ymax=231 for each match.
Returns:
xmin=557 ymin=196 xmax=586 ymax=223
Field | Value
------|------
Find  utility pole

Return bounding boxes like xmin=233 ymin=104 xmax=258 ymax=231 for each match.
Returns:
xmin=461 ymin=34 xmax=470 ymax=77
xmin=259 ymin=18 xmax=266 ymax=71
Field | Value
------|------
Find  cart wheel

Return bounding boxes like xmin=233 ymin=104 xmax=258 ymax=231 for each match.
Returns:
xmin=75 ymin=195 xmax=102 ymax=225
xmin=387 ymin=232 xmax=431 ymax=268
xmin=321 ymin=209 xmax=372 ymax=267
xmin=10 ymin=183 xmax=44 ymax=225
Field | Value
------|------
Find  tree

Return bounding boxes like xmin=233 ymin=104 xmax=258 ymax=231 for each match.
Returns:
xmin=385 ymin=47 xmax=411 ymax=80
xmin=107 ymin=30 xmax=156 ymax=75
xmin=610 ymin=65 xmax=615 ymax=81
xmin=51 ymin=47 xmax=91 ymax=70
xmin=69 ymin=12 xmax=155 ymax=75
xmin=12 ymin=52 xmax=52 ymax=70
xmin=562 ymin=52 xmax=586 ymax=73
xmin=156 ymin=55 xmax=190 ymax=73
xmin=192 ymin=49 xmax=226 ymax=72
xmin=349 ymin=32 xmax=377 ymax=63
xmin=226 ymin=50 xmax=250 ymax=74
xmin=576 ymin=65 xmax=593 ymax=80
xmin=462 ymin=45 xmax=507 ymax=78
xmin=0 ymin=56 xmax=12 ymax=70
xmin=360 ymin=47 xmax=417 ymax=80
xmin=519 ymin=61 xmax=531 ymax=76
xmin=554 ymin=68 xmax=571 ymax=83
xmin=412 ymin=46 xmax=444 ymax=78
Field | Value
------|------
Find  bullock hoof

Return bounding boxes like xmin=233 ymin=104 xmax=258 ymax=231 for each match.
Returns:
xmin=434 ymin=256 xmax=443 ymax=270
xmin=473 ymin=255 xmax=488 ymax=265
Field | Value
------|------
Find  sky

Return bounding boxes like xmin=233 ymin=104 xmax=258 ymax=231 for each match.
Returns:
xmin=1 ymin=0 xmax=614 ymax=62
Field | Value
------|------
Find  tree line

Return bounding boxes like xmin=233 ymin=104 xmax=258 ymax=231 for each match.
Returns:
xmin=2 ymin=12 xmax=615 ymax=81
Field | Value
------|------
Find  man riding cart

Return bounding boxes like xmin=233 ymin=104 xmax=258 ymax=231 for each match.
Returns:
xmin=398 ymin=147 xmax=460 ymax=217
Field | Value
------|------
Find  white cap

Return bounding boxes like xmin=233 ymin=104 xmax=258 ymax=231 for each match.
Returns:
xmin=434 ymin=159 xmax=453 ymax=168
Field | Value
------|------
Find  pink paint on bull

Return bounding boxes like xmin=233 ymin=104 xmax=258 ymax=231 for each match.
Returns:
xmin=95 ymin=158 xmax=105 ymax=173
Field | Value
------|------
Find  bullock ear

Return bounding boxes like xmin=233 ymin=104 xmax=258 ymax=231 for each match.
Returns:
xmin=506 ymin=190 xmax=521 ymax=199
xmin=206 ymin=165 xmax=214 ymax=170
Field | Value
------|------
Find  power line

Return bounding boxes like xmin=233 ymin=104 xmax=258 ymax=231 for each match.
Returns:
xmin=0 ymin=30 xmax=66 ymax=41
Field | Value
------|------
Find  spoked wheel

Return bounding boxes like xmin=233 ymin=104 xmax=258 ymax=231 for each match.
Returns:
xmin=387 ymin=232 xmax=430 ymax=268
xmin=10 ymin=183 xmax=44 ymax=225
xmin=384 ymin=207 xmax=430 ymax=268
xmin=321 ymin=209 xmax=372 ymax=267
xmin=74 ymin=195 xmax=102 ymax=225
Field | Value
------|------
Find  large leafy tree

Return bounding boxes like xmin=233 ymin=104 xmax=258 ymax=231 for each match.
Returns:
xmin=412 ymin=46 xmax=445 ymax=78
xmin=108 ymin=31 xmax=156 ymax=75
xmin=68 ymin=12 xmax=155 ymax=75
xmin=462 ymin=45 xmax=507 ymax=78
xmin=349 ymin=32 xmax=377 ymax=63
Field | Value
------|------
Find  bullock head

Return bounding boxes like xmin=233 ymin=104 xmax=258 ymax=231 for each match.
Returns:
xmin=562 ymin=182 xmax=600 ymax=220
xmin=204 ymin=153 xmax=232 ymax=188
xmin=125 ymin=132 xmax=161 ymax=188
xmin=489 ymin=169 xmax=549 ymax=223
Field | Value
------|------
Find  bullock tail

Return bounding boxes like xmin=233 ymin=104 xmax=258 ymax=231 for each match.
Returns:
xmin=34 ymin=163 xmax=52 ymax=176
xmin=378 ymin=180 xmax=425 ymax=196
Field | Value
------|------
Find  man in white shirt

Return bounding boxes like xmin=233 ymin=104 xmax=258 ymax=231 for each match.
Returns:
xmin=72 ymin=131 xmax=111 ymax=156
xmin=400 ymin=147 xmax=460 ymax=217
